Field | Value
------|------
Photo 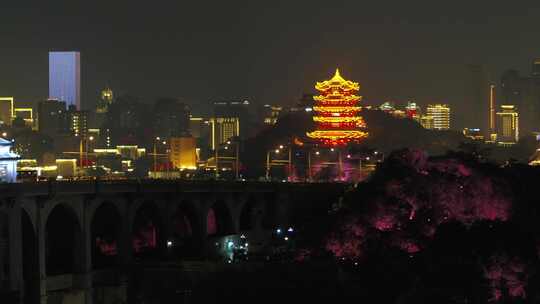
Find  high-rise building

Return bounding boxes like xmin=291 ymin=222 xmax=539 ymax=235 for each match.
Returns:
xmin=49 ymin=51 xmax=81 ymax=110
xmin=37 ymin=99 xmax=68 ymax=137
xmin=189 ymin=117 xmax=205 ymax=139
xmin=496 ymin=105 xmax=519 ymax=144
xmin=67 ymin=105 xmax=89 ymax=138
xmin=500 ymin=65 xmax=540 ymax=136
xmin=153 ymin=98 xmax=190 ymax=139
xmin=213 ymin=99 xmax=254 ymax=140
xmin=426 ymin=104 xmax=451 ymax=130
xmin=169 ymin=137 xmax=197 ymax=170
xmin=210 ymin=117 xmax=239 ymax=150
xmin=0 ymin=97 xmax=14 ymax=126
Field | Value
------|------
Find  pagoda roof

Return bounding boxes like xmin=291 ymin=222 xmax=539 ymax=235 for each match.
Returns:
xmin=315 ymin=69 xmax=360 ymax=92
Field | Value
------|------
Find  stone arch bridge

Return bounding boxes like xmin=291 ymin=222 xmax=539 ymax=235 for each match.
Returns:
xmin=0 ymin=180 xmax=347 ymax=304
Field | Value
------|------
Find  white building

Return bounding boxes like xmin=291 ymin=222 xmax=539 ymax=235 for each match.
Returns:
xmin=0 ymin=138 xmax=19 ymax=182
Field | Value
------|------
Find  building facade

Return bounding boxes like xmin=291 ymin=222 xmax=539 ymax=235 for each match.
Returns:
xmin=500 ymin=64 xmax=540 ymax=136
xmin=49 ymin=51 xmax=81 ymax=110
xmin=210 ymin=117 xmax=239 ymax=150
xmin=153 ymin=98 xmax=190 ymax=140
xmin=169 ymin=137 xmax=197 ymax=170
xmin=0 ymin=138 xmax=18 ymax=182
xmin=261 ymin=104 xmax=282 ymax=125
xmin=426 ymin=104 xmax=451 ymax=130
xmin=212 ymin=100 xmax=254 ymax=142
xmin=67 ymin=105 xmax=89 ymax=138
xmin=420 ymin=115 xmax=434 ymax=129
xmin=496 ymin=105 xmax=519 ymax=144
xmin=37 ymin=99 xmax=68 ymax=138
xmin=14 ymin=108 xmax=34 ymax=129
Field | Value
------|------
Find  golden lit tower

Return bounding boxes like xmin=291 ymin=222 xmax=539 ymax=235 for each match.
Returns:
xmin=307 ymin=69 xmax=368 ymax=146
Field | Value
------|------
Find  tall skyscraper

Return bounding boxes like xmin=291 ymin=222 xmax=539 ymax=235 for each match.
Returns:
xmin=496 ymin=105 xmax=519 ymax=144
xmin=49 ymin=51 xmax=81 ymax=110
xmin=426 ymin=104 xmax=451 ymax=130
xmin=0 ymin=97 xmax=14 ymax=126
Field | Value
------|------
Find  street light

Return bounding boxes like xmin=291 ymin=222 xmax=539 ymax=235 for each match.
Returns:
xmin=215 ymin=138 xmax=240 ymax=180
xmin=266 ymin=142 xmax=293 ymax=182
xmin=153 ymin=137 xmax=160 ymax=172
xmin=85 ymin=136 xmax=94 ymax=168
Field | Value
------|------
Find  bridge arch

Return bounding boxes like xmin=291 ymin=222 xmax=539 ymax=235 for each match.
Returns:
xmin=91 ymin=201 xmax=122 ymax=269
xmin=262 ymin=194 xmax=278 ymax=230
xmin=239 ymin=196 xmax=263 ymax=232
xmin=169 ymin=199 xmax=201 ymax=257
xmin=0 ymin=210 xmax=8 ymax=288
xmin=45 ymin=203 xmax=84 ymax=276
xmin=21 ymin=208 xmax=39 ymax=304
xmin=206 ymin=199 xmax=234 ymax=236
xmin=130 ymin=200 xmax=163 ymax=258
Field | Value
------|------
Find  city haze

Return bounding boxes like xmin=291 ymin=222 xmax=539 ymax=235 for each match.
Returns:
xmin=2 ymin=2 xmax=540 ymax=127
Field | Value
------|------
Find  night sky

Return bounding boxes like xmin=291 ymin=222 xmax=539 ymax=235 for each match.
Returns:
xmin=2 ymin=1 xmax=540 ymax=127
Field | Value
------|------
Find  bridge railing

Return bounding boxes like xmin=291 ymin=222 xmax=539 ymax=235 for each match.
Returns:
xmin=0 ymin=179 xmax=349 ymax=198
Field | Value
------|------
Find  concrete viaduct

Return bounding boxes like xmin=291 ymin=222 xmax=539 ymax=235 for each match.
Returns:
xmin=0 ymin=180 xmax=347 ymax=304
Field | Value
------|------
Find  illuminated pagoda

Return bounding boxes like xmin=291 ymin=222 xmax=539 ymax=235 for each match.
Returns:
xmin=307 ymin=69 xmax=368 ymax=146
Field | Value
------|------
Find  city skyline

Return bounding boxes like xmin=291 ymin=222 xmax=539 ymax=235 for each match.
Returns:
xmin=3 ymin=2 xmax=540 ymax=129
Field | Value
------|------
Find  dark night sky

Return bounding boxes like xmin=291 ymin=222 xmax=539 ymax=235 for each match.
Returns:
xmin=2 ymin=1 xmax=540 ymax=128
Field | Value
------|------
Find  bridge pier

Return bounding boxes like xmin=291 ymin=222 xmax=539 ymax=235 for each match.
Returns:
xmin=8 ymin=203 xmax=23 ymax=296
xmin=36 ymin=200 xmax=47 ymax=304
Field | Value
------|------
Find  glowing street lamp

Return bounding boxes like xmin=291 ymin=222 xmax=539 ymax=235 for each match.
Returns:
xmin=153 ymin=137 xmax=161 ymax=172
xmin=85 ymin=136 xmax=95 ymax=168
